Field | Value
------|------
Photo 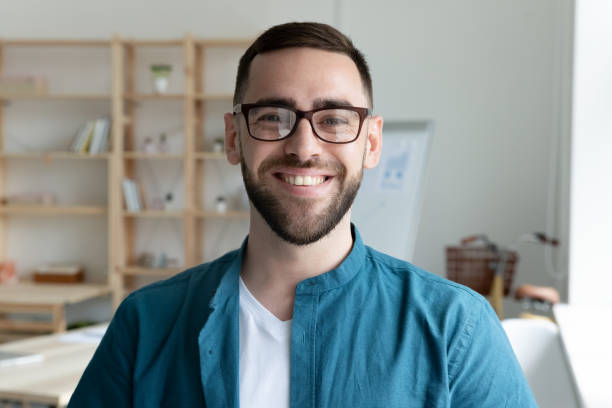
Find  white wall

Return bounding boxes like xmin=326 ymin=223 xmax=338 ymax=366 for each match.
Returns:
xmin=569 ymin=0 xmax=612 ymax=307
xmin=0 ymin=0 xmax=574 ymax=316
xmin=344 ymin=1 xmax=574 ymax=311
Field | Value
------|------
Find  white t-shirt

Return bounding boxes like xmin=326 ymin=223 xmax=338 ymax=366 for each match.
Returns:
xmin=239 ymin=277 xmax=292 ymax=408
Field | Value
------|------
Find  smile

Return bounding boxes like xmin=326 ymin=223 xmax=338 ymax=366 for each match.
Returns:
xmin=279 ymin=174 xmax=328 ymax=186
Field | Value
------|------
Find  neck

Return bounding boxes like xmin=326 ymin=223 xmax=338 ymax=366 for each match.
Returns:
xmin=240 ymin=210 xmax=354 ymax=320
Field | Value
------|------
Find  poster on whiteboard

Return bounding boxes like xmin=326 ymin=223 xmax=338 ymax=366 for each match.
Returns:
xmin=352 ymin=120 xmax=433 ymax=261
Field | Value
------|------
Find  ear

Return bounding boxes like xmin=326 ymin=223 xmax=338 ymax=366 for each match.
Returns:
xmin=224 ymin=112 xmax=241 ymax=165
xmin=363 ymin=115 xmax=383 ymax=169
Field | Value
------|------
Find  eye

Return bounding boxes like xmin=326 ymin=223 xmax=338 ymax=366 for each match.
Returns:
xmin=256 ymin=113 xmax=281 ymax=122
xmin=319 ymin=116 xmax=349 ymax=127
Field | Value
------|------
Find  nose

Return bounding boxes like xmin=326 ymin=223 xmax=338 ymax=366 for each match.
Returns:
xmin=283 ymin=117 xmax=323 ymax=161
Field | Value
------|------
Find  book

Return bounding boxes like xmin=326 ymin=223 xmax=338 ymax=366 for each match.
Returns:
xmin=80 ymin=123 xmax=94 ymax=153
xmin=70 ymin=121 xmax=95 ymax=153
xmin=122 ymin=178 xmax=141 ymax=211
xmin=89 ymin=118 xmax=110 ymax=154
xmin=0 ymin=351 xmax=44 ymax=368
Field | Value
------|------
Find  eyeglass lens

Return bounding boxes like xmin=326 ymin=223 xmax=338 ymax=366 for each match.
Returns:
xmin=247 ymin=106 xmax=361 ymax=143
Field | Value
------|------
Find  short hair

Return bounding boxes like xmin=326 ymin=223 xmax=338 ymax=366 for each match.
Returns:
xmin=233 ymin=22 xmax=373 ymax=108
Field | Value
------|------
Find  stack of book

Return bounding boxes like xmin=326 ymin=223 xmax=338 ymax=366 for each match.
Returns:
xmin=69 ymin=118 xmax=111 ymax=154
xmin=122 ymin=178 xmax=143 ymax=212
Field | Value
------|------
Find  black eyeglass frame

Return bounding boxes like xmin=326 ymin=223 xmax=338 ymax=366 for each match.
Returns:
xmin=233 ymin=103 xmax=370 ymax=144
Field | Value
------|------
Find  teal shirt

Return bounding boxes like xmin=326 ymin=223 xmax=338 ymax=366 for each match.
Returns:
xmin=69 ymin=226 xmax=537 ymax=407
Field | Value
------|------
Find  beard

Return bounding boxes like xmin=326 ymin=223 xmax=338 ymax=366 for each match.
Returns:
xmin=240 ymin=150 xmax=363 ymax=246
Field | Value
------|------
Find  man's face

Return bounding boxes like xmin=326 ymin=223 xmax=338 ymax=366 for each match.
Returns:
xmin=225 ymin=47 xmax=382 ymax=245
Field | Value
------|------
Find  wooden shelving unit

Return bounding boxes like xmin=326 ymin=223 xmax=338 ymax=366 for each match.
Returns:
xmin=112 ymin=35 xmax=251 ymax=305
xmin=0 ymin=35 xmax=252 ymax=317
xmin=0 ymin=39 xmax=113 ymax=339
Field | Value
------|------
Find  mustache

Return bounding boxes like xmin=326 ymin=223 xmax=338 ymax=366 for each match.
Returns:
xmin=257 ymin=155 xmax=346 ymax=177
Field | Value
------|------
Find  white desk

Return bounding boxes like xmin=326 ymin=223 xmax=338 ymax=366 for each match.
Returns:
xmin=0 ymin=323 xmax=106 ymax=407
xmin=554 ymin=304 xmax=612 ymax=408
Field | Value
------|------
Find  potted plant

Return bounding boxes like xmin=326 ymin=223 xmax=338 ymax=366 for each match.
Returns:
xmin=150 ymin=64 xmax=172 ymax=94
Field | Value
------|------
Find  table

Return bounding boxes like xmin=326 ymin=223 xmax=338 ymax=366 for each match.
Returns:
xmin=0 ymin=323 xmax=106 ymax=407
xmin=0 ymin=282 xmax=110 ymax=338
xmin=554 ymin=303 xmax=612 ymax=408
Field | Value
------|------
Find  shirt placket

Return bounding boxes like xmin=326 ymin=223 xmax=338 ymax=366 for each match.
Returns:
xmin=290 ymin=282 xmax=320 ymax=408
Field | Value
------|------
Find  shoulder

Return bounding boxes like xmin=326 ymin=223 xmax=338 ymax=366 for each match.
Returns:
xmin=363 ymin=245 xmax=488 ymax=310
xmin=117 ymin=248 xmax=239 ymax=323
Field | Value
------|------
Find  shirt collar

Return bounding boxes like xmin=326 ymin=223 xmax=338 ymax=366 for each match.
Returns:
xmin=210 ymin=223 xmax=366 ymax=305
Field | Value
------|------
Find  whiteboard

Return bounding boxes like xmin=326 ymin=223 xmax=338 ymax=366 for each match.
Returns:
xmin=352 ymin=120 xmax=433 ymax=261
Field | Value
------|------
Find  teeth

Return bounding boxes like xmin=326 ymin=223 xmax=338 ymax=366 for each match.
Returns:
xmin=282 ymin=175 xmax=326 ymax=186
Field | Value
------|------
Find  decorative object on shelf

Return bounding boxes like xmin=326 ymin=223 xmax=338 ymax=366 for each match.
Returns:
xmin=141 ymin=157 xmax=183 ymax=211
xmin=158 ymin=133 xmax=170 ymax=153
xmin=136 ymin=252 xmax=178 ymax=270
xmin=33 ymin=263 xmax=84 ymax=283
xmin=166 ymin=257 xmax=179 ymax=268
xmin=150 ymin=64 xmax=172 ymax=94
xmin=0 ymin=261 xmax=17 ymax=284
xmin=149 ymin=197 xmax=165 ymax=210
xmin=1 ymin=192 xmax=56 ymax=206
xmin=143 ymin=137 xmax=156 ymax=154
xmin=212 ymin=138 xmax=224 ymax=153
xmin=137 ymin=252 xmax=155 ymax=268
xmin=153 ymin=252 xmax=168 ymax=268
xmin=0 ymin=75 xmax=48 ymax=96
xmin=162 ymin=192 xmax=179 ymax=211
xmin=215 ymin=196 xmax=228 ymax=213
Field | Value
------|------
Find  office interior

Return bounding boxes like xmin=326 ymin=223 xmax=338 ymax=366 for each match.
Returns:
xmin=0 ymin=0 xmax=610 ymax=407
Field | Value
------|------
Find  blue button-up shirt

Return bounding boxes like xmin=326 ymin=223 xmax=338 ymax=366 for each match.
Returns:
xmin=69 ymin=226 xmax=536 ymax=407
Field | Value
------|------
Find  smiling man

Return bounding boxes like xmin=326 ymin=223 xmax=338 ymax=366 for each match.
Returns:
xmin=69 ymin=22 xmax=536 ymax=407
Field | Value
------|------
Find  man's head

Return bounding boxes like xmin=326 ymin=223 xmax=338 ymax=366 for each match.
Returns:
xmin=225 ymin=22 xmax=382 ymax=246
xmin=233 ymin=22 xmax=374 ymax=109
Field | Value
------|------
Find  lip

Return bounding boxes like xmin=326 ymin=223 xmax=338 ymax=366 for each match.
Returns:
xmin=273 ymin=167 xmax=335 ymax=177
xmin=271 ymin=169 xmax=336 ymax=198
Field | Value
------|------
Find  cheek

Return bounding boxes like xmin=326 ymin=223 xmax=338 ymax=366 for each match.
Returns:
xmin=242 ymin=143 xmax=279 ymax=174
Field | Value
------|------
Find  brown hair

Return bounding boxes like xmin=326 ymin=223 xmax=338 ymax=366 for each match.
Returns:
xmin=233 ymin=22 xmax=373 ymax=108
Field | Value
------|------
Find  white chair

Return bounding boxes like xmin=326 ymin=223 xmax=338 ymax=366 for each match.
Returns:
xmin=502 ymin=318 xmax=580 ymax=408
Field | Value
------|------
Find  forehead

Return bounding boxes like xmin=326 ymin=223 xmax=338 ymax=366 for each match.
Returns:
xmin=243 ymin=47 xmax=368 ymax=109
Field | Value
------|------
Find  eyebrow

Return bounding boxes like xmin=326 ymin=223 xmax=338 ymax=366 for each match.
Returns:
xmin=312 ymin=98 xmax=354 ymax=109
xmin=252 ymin=97 xmax=355 ymax=110
xmin=254 ymin=97 xmax=297 ymax=107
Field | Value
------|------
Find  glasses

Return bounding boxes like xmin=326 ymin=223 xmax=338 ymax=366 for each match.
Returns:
xmin=233 ymin=103 xmax=370 ymax=144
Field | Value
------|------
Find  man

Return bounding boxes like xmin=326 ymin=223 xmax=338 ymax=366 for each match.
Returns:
xmin=69 ymin=22 xmax=536 ymax=407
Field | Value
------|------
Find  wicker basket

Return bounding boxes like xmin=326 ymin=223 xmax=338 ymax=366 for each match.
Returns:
xmin=446 ymin=245 xmax=518 ymax=296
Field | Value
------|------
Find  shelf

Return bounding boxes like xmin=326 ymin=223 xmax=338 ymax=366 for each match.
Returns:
xmin=123 ymin=210 xmax=184 ymax=218
xmin=195 ymin=39 xmax=252 ymax=47
xmin=124 ymin=93 xmax=232 ymax=101
xmin=195 ymin=152 xmax=226 ymax=160
xmin=0 ymin=94 xmax=111 ymax=101
xmin=0 ymin=205 xmax=107 ymax=216
xmin=122 ymin=39 xmax=184 ymax=47
xmin=0 ymin=93 xmax=111 ymax=101
xmin=0 ymin=152 xmax=111 ymax=160
xmin=198 ymin=94 xmax=233 ymax=101
xmin=119 ymin=266 xmax=182 ymax=277
xmin=123 ymin=152 xmax=184 ymax=160
xmin=195 ymin=210 xmax=249 ymax=219
xmin=1 ymin=39 xmax=110 ymax=47
xmin=125 ymin=93 xmax=185 ymax=101
xmin=122 ymin=38 xmax=251 ymax=48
